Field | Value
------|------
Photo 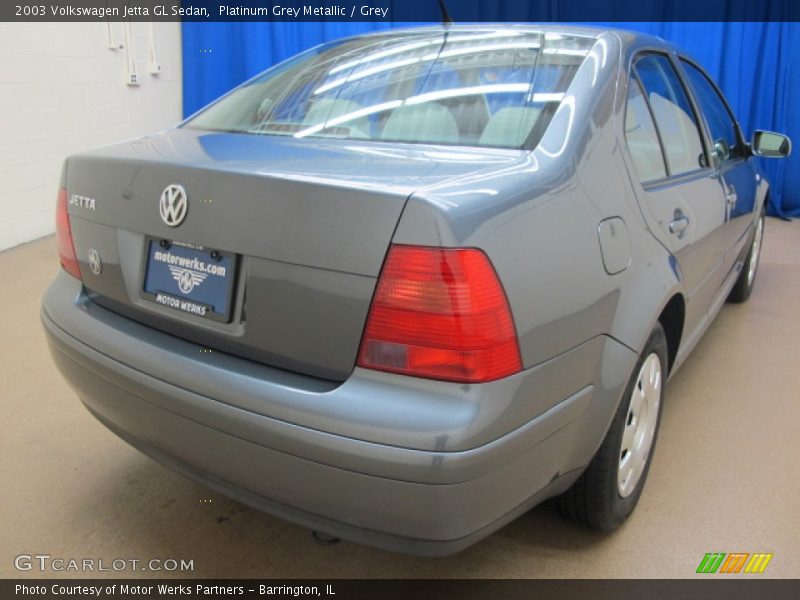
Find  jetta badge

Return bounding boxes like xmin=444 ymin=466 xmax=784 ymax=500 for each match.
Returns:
xmin=159 ymin=184 xmax=188 ymax=227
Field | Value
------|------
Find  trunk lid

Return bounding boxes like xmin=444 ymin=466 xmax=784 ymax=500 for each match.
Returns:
xmin=65 ymin=128 xmax=520 ymax=381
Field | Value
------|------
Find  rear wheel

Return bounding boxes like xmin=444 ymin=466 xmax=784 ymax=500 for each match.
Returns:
xmin=558 ymin=324 xmax=667 ymax=530
xmin=728 ymin=208 xmax=765 ymax=303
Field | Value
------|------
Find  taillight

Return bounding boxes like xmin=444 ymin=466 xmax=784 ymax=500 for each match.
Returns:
xmin=56 ymin=187 xmax=81 ymax=280
xmin=357 ymin=245 xmax=522 ymax=383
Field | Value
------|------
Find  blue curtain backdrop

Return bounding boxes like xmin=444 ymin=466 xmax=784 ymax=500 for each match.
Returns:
xmin=182 ymin=20 xmax=800 ymax=216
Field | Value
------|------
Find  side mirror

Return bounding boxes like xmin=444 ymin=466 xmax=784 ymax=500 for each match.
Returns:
xmin=752 ymin=130 xmax=792 ymax=158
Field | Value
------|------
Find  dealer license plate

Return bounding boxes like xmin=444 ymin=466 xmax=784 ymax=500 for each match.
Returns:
xmin=142 ymin=239 xmax=236 ymax=322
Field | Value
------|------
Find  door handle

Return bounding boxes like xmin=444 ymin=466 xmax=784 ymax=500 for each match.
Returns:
xmin=669 ymin=211 xmax=690 ymax=236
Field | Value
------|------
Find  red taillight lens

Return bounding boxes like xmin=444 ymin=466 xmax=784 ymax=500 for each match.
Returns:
xmin=56 ymin=188 xmax=81 ymax=280
xmin=357 ymin=245 xmax=522 ymax=383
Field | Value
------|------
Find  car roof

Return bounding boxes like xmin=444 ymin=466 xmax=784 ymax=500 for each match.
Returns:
xmin=341 ymin=23 xmax=671 ymax=53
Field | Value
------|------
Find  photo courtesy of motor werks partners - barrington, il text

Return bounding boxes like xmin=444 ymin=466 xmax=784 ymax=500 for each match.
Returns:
xmin=14 ymin=583 xmax=334 ymax=597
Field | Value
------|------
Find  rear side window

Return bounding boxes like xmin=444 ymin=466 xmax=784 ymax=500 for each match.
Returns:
xmin=184 ymin=30 xmax=596 ymax=149
xmin=625 ymin=77 xmax=667 ymax=182
xmin=681 ymin=60 xmax=741 ymax=161
xmin=634 ymin=54 xmax=706 ymax=176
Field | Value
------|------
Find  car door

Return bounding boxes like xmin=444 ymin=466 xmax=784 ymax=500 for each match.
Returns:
xmin=678 ymin=58 xmax=758 ymax=264
xmin=624 ymin=52 xmax=729 ymax=337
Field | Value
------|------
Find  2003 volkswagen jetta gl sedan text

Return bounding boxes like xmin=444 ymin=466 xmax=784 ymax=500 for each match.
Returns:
xmin=42 ymin=25 xmax=791 ymax=555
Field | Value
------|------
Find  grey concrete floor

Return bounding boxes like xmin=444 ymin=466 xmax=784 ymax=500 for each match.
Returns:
xmin=2 ymin=219 xmax=799 ymax=579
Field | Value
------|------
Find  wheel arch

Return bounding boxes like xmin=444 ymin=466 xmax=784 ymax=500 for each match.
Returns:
xmin=657 ymin=293 xmax=685 ymax=375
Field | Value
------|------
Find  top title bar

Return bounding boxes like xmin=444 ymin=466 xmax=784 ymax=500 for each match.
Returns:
xmin=3 ymin=0 xmax=800 ymax=22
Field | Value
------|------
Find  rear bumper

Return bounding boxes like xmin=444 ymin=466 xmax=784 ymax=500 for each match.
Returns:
xmin=42 ymin=272 xmax=636 ymax=555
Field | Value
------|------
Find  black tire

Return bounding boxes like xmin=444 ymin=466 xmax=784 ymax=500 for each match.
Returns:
xmin=728 ymin=207 xmax=765 ymax=303
xmin=558 ymin=324 xmax=668 ymax=531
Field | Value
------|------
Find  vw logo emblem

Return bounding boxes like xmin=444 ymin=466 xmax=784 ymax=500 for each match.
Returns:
xmin=88 ymin=248 xmax=102 ymax=275
xmin=159 ymin=184 xmax=188 ymax=227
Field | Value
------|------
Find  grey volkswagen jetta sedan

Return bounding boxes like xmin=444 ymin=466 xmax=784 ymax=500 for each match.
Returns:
xmin=43 ymin=25 xmax=790 ymax=555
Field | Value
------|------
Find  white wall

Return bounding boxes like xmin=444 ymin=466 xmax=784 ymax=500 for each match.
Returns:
xmin=0 ymin=21 xmax=182 ymax=251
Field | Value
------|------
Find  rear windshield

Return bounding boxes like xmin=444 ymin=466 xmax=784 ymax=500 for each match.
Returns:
xmin=184 ymin=29 xmax=595 ymax=150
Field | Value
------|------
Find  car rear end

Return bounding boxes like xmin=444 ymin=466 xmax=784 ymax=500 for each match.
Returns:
xmin=42 ymin=26 xmax=621 ymax=554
